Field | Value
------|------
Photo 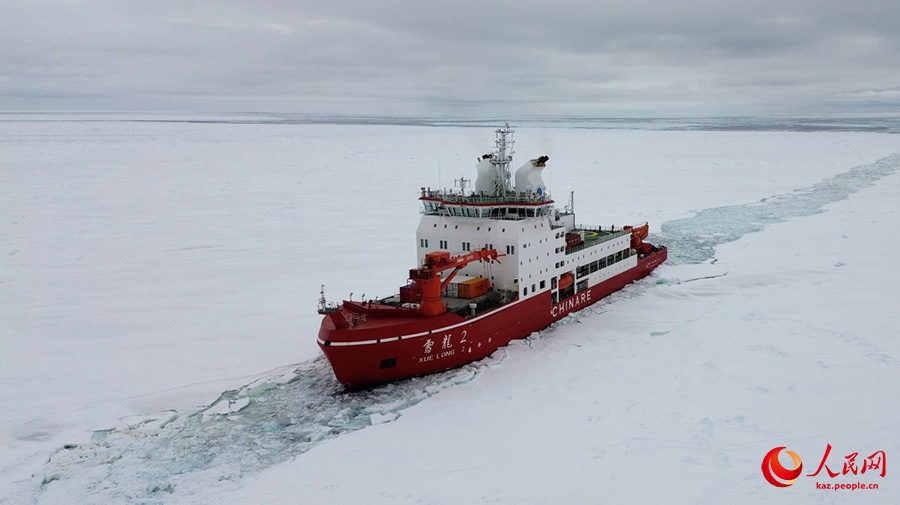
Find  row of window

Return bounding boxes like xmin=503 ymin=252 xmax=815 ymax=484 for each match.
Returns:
xmin=430 ymin=223 xmax=549 ymax=234
xmin=575 ymin=248 xmax=631 ymax=278
xmin=434 ymin=223 xmax=510 ymax=232
xmin=419 ymin=238 xmax=513 ymax=255
xmin=420 ymin=238 xmax=450 ymax=249
xmin=529 ymin=248 xmax=631 ymax=297
xmin=522 ymin=279 xmax=547 ymax=297
xmin=427 ymin=205 xmax=553 ymax=219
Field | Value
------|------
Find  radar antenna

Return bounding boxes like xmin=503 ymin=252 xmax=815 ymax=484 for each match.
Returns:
xmin=455 ymin=176 xmax=471 ymax=196
xmin=489 ymin=122 xmax=514 ymax=196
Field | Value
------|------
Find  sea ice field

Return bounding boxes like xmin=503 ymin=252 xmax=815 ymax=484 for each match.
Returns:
xmin=1 ymin=114 xmax=899 ymax=504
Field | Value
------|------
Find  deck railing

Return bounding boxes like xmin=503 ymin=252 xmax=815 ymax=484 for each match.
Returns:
xmin=565 ymin=227 xmax=629 ymax=255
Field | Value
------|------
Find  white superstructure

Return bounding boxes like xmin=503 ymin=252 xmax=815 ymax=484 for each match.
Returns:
xmin=416 ymin=124 xmax=638 ymax=305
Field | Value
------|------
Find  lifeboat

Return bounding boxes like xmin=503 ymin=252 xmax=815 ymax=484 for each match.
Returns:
xmin=558 ymin=272 xmax=574 ymax=290
xmin=628 ymin=223 xmax=650 ymax=249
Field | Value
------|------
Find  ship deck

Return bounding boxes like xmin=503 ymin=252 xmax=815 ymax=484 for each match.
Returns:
xmin=568 ymin=227 xmax=630 ymax=254
xmin=378 ymin=289 xmax=516 ymax=318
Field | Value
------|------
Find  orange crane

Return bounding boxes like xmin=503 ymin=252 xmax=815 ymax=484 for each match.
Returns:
xmin=406 ymin=248 xmax=503 ymax=316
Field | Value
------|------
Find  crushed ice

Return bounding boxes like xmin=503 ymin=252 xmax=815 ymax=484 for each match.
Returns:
xmin=656 ymin=153 xmax=900 ymax=264
xmin=33 ymin=356 xmax=499 ymax=503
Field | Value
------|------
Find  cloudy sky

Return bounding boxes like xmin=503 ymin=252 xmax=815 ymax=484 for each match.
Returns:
xmin=2 ymin=0 xmax=899 ymax=116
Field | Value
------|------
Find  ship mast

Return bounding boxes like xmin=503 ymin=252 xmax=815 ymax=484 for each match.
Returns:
xmin=489 ymin=122 xmax=514 ymax=196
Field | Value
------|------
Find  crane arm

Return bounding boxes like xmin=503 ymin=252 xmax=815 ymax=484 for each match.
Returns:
xmin=421 ymin=248 xmax=502 ymax=274
xmin=408 ymin=247 xmax=503 ymax=317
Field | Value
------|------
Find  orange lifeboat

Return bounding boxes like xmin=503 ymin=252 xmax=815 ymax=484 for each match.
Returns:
xmin=629 ymin=223 xmax=650 ymax=249
xmin=558 ymin=272 xmax=574 ymax=290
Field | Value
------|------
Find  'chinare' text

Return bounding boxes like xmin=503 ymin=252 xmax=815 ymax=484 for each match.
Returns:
xmin=551 ymin=290 xmax=592 ymax=318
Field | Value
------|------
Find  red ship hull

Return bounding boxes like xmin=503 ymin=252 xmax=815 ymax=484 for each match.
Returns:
xmin=318 ymin=248 xmax=667 ymax=387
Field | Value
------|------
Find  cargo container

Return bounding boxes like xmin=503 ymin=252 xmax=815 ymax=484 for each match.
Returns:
xmin=458 ymin=277 xmax=490 ymax=299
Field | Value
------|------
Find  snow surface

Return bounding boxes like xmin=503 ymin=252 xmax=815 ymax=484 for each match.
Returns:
xmin=2 ymin=114 xmax=899 ymax=504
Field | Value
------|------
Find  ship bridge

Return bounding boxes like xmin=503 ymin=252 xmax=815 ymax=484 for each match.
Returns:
xmin=419 ymin=190 xmax=555 ymax=220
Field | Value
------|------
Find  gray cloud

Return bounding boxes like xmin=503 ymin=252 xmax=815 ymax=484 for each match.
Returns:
xmin=2 ymin=0 xmax=899 ymax=115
